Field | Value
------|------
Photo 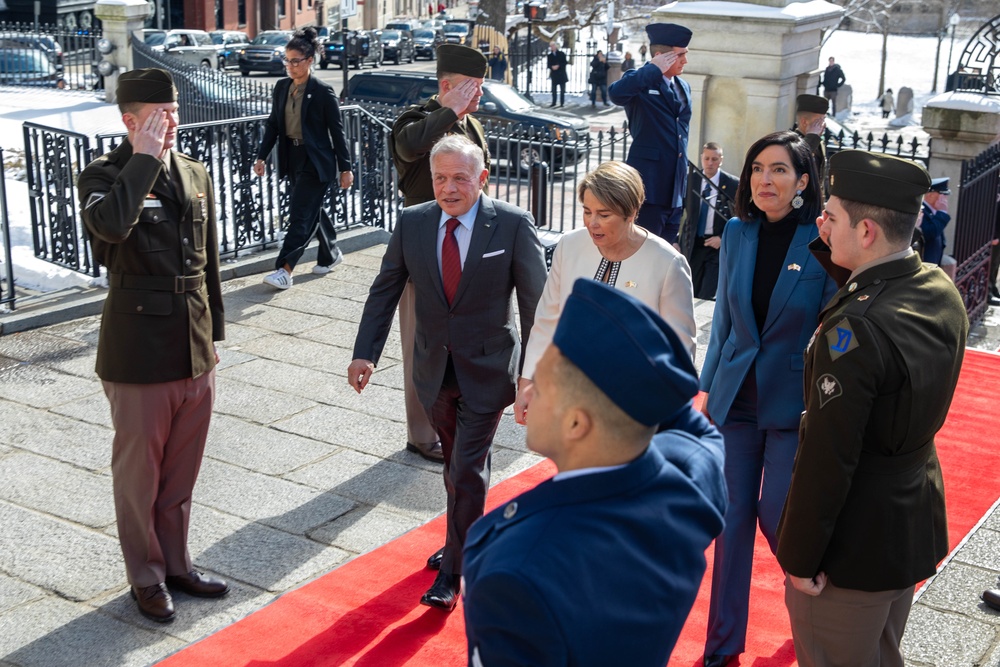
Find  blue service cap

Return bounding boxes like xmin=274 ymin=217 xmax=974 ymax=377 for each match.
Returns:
xmin=646 ymin=23 xmax=692 ymax=48
xmin=930 ymin=177 xmax=951 ymax=195
xmin=552 ymin=278 xmax=698 ymax=427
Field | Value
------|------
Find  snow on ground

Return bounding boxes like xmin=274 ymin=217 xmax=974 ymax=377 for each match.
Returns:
xmin=0 ymin=28 xmax=967 ymax=294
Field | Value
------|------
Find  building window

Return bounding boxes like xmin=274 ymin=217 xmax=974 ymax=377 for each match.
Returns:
xmin=279 ymin=0 xmax=286 ymax=18
xmin=238 ymin=0 xmax=246 ymax=24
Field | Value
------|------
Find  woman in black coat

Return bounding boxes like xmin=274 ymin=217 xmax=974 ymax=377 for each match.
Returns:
xmin=254 ymin=27 xmax=354 ymax=290
xmin=589 ymin=50 xmax=610 ymax=107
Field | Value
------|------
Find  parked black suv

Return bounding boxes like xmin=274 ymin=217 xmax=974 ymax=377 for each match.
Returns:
xmin=379 ymin=29 xmax=414 ymax=65
xmin=341 ymin=70 xmax=589 ymax=172
xmin=320 ymin=30 xmax=382 ymax=70
xmin=411 ymin=28 xmax=442 ymax=60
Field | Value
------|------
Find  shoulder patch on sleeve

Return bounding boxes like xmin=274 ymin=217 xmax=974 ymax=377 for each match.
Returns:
xmin=825 ymin=317 xmax=859 ymax=361
xmin=84 ymin=192 xmax=107 ymax=209
xmin=816 ymin=373 xmax=842 ymax=408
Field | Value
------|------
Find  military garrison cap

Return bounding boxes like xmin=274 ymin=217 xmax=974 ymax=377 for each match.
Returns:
xmin=117 ymin=68 xmax=177 ymax=104
xmin=929 ymin=177 xmax=951 ymax=195
xmin=796 ymin=94 xmax=829 ymax=115
xmin=436 ymin=44 xmax=488 ymax=78
xmin=552 ymin=278 xmax=698 ymax=427
xmin=828 ymin=150 xmax=930 ymax=214
xmin=646 ymin=23 xmax=692 ymax=48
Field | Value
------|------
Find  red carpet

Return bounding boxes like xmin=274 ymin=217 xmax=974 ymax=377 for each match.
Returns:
xmin=160 ymin=349 xmax=1000 ymax=667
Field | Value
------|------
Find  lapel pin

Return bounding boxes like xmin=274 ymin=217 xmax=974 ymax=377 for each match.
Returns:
xmin=848 ymin=282 xmax=858 ymax=292
xmin=625 ymin=281 xmax=637 ymax=288
xmin=787 ymin=263 xmax=801 ymax=271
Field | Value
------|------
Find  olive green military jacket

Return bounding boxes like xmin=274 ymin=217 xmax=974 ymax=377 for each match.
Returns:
xmin=390 ymin=97 xmax=489 ymax=207
xmin=777 ymin=250 xmax=968 ymax=591
xmin=79 ymin=141 xmax=224 ymax=384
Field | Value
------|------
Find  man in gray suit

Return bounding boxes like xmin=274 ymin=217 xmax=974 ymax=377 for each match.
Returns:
xmin=348 ymin=135 xmax=547 ymax=611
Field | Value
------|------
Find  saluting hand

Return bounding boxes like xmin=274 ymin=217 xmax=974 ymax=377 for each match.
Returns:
xmin=348 ymin=358 xmax=375 ymax=394
xmin=651 ymin=51 xmax=678 ymax=75
xmin=803 ymin=116 xmax=826 ymax=136
xmin=133 ymin=109 xmax=169 ymax=158
xmin=440 ymin=78 xmax=480 ymax=116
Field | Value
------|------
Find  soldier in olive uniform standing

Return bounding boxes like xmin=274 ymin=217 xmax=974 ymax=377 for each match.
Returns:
xmin=387 ymin=44 xmax=491 ymax=473
xmin=794 ymin=94 xmax=828 ymax=196
xmin=776 ymin=150 xmax=968 ymax=667
xmin=78 ymin=69 xmax=228 ymax=624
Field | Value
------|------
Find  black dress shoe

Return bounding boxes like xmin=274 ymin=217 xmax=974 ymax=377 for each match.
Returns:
xmin=426 ymin=547 xmax=445 ymax=570
xmin=406 ymin=441 xmax=445 ymax=463
xmin=420 ymin=571 xmax=460 ymax=611
xmin=131 ymin=583 xmax=175 ymax=622
xmin=165 ymin=570 xmax=230 ymax=598
xmin=989 ymin=295 xmax=1000 ymax=307
xmin=983 ymin=588 xmax=1000 ymax=611
xmin=704 ymin=654 xmax=735 ymax=667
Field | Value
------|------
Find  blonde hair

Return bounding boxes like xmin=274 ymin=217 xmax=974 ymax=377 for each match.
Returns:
xmin=577 ymin=161 xmax=645 ymax=219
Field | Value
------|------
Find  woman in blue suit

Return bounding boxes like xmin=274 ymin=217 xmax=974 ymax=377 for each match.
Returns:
xmin=700 ymin=131 xmax=837 ymax=667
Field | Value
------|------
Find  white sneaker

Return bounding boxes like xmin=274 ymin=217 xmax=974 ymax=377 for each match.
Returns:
xmin=312 ymin=246 xmax=343 ymax=275
xmin=263 ymin=268 xmax=293 ymax=289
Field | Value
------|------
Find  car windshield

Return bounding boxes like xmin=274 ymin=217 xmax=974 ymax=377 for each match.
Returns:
xmin=413 ymin=29 xmax=435 ymax=39
xmin=484 ymin=83 xmax=533 ymax=112
xmin=252 ymin=33 xmax=290 ymax=46
xmin=442 ymin=24 xmax=468 ymax=34
xmin=210 ymin=33 xmax=225 ymax=44
xmin=0 ymin=50 xmax=52 ymax=73
xmin=329 ymin=32 xmax=346 ymax=44
xmin=381 ymin=30 xmax=401 ymax=40
xmin=143 ymin=31 xmax=167 ymax=46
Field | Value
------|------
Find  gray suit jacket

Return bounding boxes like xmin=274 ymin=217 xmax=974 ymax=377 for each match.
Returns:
xmin=353 ymin=195 xmax=547 ymax=414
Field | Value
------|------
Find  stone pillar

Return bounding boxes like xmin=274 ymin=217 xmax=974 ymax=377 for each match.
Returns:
xmin=921 ymin=93 xmax=1000 ymax=249
xmin=94 ymin=0 xmax=152 ymax=104
xmin=652 ymin=0 xmax=841 ymax=173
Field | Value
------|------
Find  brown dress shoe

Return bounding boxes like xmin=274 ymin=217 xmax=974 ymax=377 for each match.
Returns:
xmin=426 ymin=546 xmax=445 ymax=570
xmin=165 ymin=570 xmax=230 ymax=598
xmin=420 ymin=571 xmax=461 ymax=611
xmin=406 ymin=441 xmax=445 ymax=463
xmin=131 ymin=583 xmax=175 ymax=622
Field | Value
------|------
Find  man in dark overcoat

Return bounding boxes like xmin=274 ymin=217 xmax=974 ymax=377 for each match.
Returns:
xmin=348 ymin=135 xmax=547 ymax=612
xmin=609 ymin=23 xmax=693 ymax=243
xmin=463 ymin=278 xmax=727 ymax=666
xmin=78 ymin=69 xmax=229 ymax=623
xmin=678 ymin=141 xmax=738 ymax=300
xmin=388 ymin=44 xmax=491 ymax=472
xmin=546 ymin=41 xmax=568 ymax=107
xmin=776 ymin=150 xmax=969 ymax=666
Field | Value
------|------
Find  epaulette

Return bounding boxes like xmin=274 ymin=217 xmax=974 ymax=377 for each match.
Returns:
xmin=840 ymin=279 xmax=888 ymax=317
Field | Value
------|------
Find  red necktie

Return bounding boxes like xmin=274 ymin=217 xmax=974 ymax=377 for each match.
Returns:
xmin=442 ymin=217 xmax=462 ymax=305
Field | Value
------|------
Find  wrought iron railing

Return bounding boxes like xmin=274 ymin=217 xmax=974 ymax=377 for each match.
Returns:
xmin=952 ymin=142 xmax=1000 ymax=327
xmin=0 ymin=146 xmax=14 ymax=309
xmin=0 ymin=21 xmax=103 ymax=91
xmin=824 ymin=127 xmax=931 ymax=165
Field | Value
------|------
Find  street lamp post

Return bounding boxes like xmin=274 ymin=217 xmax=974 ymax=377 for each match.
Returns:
xmin=946 ymin=13 xmax=961 ymax=79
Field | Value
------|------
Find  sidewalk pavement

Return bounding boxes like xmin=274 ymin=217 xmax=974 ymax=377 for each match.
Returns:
xmin=2 ymin=232 xmax=1000 ymax=665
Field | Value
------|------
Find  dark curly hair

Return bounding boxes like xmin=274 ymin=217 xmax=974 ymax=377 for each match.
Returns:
xmin=732 ymin=130 xmax=822 ymax=225
xmin=287 ymin=27 xmax=319 ymax=60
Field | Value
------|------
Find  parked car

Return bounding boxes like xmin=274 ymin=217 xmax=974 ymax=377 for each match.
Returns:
xmin=379 ymin=29 xmax=414 ymax=65
xmin=0 ymin=48 xmax=65 ymax=87
xmin=411 ymin=28 xmax=442 ymax=61
xmin=140 ymin=29 xmax=220 ymax=68
xmin=209 ymin=30 xmax=249 ymax=70
xmin=342 ymin=70 xmax=589 ymax=172
xmin=0 ymin=33 xmax=63 ymax=65
xmin=239 ymin=30 xmax=294 ymax=76
xmin=320 ymin=30 xmax=382 ymax=70
xmin=441 ymin=22 xmax=470 ymax=45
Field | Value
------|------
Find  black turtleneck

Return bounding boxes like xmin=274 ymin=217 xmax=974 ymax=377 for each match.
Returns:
xmin=752 ymin=211 xmax=801 ymax=332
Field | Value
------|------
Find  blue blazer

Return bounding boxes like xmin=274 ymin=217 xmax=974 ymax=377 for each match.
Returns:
xmin=463 ymin=406 xmax=727 ymax=667
xmin=609 ymin=63 xmax=691 ymax=209
xmin=700 ymin=217 xmax=837 ymax=430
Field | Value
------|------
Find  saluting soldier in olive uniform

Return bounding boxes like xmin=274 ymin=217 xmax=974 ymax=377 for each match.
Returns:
xmin=78 ymin=69 xmax=229 ymax=624
xmin=385 ymin=44 xmax=491 ymax=473
xmin=776 ymin=150 xmax=969 ymax=667
xmin=794 ymin=94 xmax=829 ymax=196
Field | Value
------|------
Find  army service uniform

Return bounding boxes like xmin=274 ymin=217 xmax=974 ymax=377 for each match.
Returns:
xmin=79 ymin=141 xmax=224 ymax=587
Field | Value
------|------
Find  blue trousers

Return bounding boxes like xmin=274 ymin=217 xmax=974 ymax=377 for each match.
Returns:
xmin=636 ymin=202 xmax=682 ymax=244
xmin=705 ymin=379 xmax=799 ymax=657
xmin=275 ymin=145 xmax=338 ymax=271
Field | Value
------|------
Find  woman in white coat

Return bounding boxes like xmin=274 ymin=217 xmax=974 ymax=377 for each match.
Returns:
xmin=514 ymin=160 xmax=697 ymax=424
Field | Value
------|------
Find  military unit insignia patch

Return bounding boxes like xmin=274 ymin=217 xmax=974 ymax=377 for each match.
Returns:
xmin=816 ymin=373 xmax=842 ymax=408
xmin=826 ymin=318 xmax=859 ymax=361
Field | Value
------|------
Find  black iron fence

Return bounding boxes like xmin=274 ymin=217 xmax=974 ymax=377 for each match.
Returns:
xmin=952 ymin=142 xmax=1000 ymax=327
xmin=0 ymin=146 xmax=13 ymax=309
xmin=0 ymin=21 xmax=103 ymax=91
xmin=824 ymin=127 xmax=931 ymax=165
xmin=132 ymin=38 xmax=272 ymax=124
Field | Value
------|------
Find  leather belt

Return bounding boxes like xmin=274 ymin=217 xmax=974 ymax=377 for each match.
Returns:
xmin=289 ymin=138 xmax=304 ymax=146
xmin=109 ymin=273 xmax=206 ymax=293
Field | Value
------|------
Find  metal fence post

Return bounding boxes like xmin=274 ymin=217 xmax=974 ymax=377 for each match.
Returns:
xmin=530 ymin=160 xmax=548 ymax=227
xmin=0 ymin=146 xmax=15 ymax=310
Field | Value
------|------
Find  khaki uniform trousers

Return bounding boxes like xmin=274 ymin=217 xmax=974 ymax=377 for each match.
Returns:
xmin=785 ymin=577 xmax=914 ymax=667
xmin=103 ymin=368 xmax=215 ymax=587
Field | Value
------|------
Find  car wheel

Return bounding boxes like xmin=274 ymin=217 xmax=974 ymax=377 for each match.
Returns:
xmin=320 ymin=60 xmax=328 ymax=70
xmin=394 ymin=54 xmax=400 ymax=65
xmin=518 ymin=146 xmax=542 ymax=175
xmin=201 ymin=59 xmax=212 ymax=68
xmin=241 ymin=69 xmax=249 ymax=76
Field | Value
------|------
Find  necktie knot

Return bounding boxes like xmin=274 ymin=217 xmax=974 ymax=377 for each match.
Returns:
xmin=702 ymin=180 xmax=712 ymax=198
xmin=446 ymin=217 xmax=460 ymax=235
